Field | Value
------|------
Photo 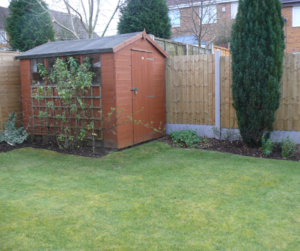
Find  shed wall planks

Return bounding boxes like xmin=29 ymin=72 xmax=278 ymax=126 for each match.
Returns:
xmin=101 ymin=53 xmax=118 ymax=148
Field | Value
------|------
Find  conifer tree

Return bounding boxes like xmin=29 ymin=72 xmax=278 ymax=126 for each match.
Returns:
xmin=230 ymin=0 xmax=285 ymax=146
xmin=5 ymin=0 xmax=55 ymax=51
xmin=117 ymin=0 xmax=172 ymax=39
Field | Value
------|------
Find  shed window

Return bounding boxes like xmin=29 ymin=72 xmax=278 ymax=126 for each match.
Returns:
xmin=293 ymin=6 xmax=300 ymax=27
xmin=66 ymin=55 xmax=81 ymax=66
xmin=31 ymin=58 xmax=45 ymax=85
xmin=83 ymin=54 xmax=101 ymax=84
xmin=46 ymin=57 xmax=58 ymax=85
xmin=47 ymin=57 xmax=57 ymax=75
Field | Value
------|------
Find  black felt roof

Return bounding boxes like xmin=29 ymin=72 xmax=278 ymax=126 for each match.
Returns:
xmin=15 ymin=31 xmax=142 ymax=59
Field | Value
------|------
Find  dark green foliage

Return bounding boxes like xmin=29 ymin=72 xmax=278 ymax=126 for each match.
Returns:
xmin=230 ymin=0 xmax=285 ymax=146
xmin=5 ymin=0 xmax=55 ymax=51
xmin=0 ymin=112 xmax=28 ymax=146
xmin=260 ymin=135 xmax=274 ymax=156
xmin=117 ymin=0 xmax=172 ymax=39
xmin=169 ymin=130 xmax=201 ymax=148
xmin=281 ymin=136 xmax=295 ymax=158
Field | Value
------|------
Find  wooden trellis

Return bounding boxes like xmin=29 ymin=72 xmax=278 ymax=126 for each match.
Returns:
xmin=30 ymin=84 xmax=103 ymax=140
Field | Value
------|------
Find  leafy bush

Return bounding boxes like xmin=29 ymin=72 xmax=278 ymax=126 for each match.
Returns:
xmin=281 ymin=136 xmax=295 ymax=158
xmin=260 ymin=135 xmax=274 ymax=156
xmin=0 ymin=112 xmax=28 ymax=146
xmin=169 ymin=130 xmax=201 ymax=148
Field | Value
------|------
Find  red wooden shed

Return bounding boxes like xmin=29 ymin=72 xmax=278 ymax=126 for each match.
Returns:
xmin=16 ymin=30 xmax=168 ymax=149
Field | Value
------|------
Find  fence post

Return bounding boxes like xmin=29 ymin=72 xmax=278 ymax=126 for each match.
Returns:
xmin=209 ymin=43 xmax=214 ymax=54
xmin=215 ymin=50 xmax=221 ymax=139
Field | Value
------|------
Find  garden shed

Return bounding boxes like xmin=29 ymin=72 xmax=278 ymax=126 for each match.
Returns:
xmin=16 ymin=30 xmax=168 ymax=149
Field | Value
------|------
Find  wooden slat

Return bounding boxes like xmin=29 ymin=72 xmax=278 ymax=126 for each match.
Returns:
xmin=293 ymin=55 xmax=299 ymax=130
xmin=203 ymin=54 xmax=208 ymax=124
xmin=0 ymin=52 xmax=22 ymax=131
xmin=220 ymin=56 xmax=226 ymax=127
xmin=208 ymin=55 xmax=213 ymax=125
xmin=194 ymin=56 xmax=200 ymax=124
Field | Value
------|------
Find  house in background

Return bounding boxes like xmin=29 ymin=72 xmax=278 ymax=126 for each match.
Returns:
xmin=167 ymin=0 xmax=300 ymax=53
xmin=0 ymin=6 xmax=98 ymax=50
xmin=0 ymin=7 xmax=9 ymax=49
xmin=281 ymin=0 xmax=300 ymax=54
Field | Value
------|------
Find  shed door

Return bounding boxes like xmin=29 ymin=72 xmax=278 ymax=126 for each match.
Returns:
xmin=131 ymin=50 xmax=154 ymax=144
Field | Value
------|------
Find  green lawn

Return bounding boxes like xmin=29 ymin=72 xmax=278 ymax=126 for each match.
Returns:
xmin=0 ymin=142 xmax=300 ymax=250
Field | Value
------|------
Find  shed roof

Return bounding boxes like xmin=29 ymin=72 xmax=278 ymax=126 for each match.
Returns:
xmin=15 ymin=32 xmax=140 ymax=59
xmin=16 ymin=31 xmax=169 ymax=59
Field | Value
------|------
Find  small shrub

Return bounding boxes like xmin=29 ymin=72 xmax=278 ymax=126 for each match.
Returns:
xmin=169 ymin=130 xmax=201 ymax=148
xmin=0 ymin=112 xmax=28 ymax=146
xmin=260 ymin=135 xmax=274 ymax=156
xmin=212 ymin=126 xmax=221 ymax=139
xmin=281 ymin=136 xmax=295 ymax=158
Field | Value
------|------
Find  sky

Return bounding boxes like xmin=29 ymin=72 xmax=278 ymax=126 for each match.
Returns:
xmin=0 ymin=0 xmax=121 ymax=36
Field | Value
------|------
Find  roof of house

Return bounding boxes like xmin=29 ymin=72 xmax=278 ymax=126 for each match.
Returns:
xmin=50 ymin=9 xmax=98 ymax=40
xmin=15 ymin=31 xmax=169 ymax=59
xmin=167 ymin=0 xmax=300 ymax=7
xmin=0 ymin=7 xmax=98 ymax=39
xmin=281 ymin=0 xmax=300 ymax=5
xmin=0 ymin=7 xmax=9 ymax=30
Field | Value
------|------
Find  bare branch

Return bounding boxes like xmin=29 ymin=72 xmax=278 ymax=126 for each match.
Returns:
xmin=63 ymin=0 xmax=88 ymax=32
xmin=80 ymin=0 xmax=88 ymax=25
xmin=35 ymin=0 xmax=80 ymax=39
xmin=101 ymin=0 xmax=124 ymax=37
xmin=92 ymin=0 xmax=101 ymax=32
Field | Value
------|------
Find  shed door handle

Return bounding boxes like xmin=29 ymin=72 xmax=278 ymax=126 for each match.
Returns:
xmin=131 ymin=88 xmax=138 ymax=94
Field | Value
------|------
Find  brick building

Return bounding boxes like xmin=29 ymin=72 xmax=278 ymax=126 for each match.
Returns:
xmin=167 ymin=0 xmax=300 ymax=53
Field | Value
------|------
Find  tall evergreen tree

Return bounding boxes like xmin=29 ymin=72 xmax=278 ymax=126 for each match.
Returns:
xmin=5 ymin=0 xmax=55 ymax=52
xmin=230 ymin=0 xmax=285 ymax=146
xmin=117 ymin=0 xmax=172 ymax=39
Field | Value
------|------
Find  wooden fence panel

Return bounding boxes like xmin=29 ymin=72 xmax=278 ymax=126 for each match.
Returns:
xmin=166 ymin=54 xmax=300 ymax=132
xmin=155 ymin=37 xmax=211 ymax=56
xmin=165 ymin=54 xmax=215 ymax=125
xmin=220 ymin=56 xmax=238 ymax=129
xmin=220 ymin=54 xmax=300 ymax=131
xmin=273 ymin=54 xmax=300 ymax=131
xmin=0 ymin=52 xmax=22 ymax=131
xmin=213 ymin=45 xmax=231 ymax=56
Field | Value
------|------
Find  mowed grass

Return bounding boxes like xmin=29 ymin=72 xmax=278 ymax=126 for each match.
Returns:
xmin=0 ymin=142 xmax=300 ymax=250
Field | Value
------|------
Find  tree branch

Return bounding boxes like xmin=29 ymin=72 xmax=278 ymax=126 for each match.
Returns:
xmin=35 ymin=0 xmax=80 ymax=39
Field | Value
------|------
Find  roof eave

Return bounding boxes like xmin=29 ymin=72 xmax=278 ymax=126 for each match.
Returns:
xmin=15 ymin=48 xmax=114 ymax=60
xmin=112 ymin=30 xmax=169 ymax=58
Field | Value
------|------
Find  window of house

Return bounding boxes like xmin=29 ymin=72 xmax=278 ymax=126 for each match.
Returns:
xmin=169 ymin=9 xmax=180 ymax=27
xmin=202 ymin=5 xmax=217 ymax=24
xmin=293 ymin=6 xmax=300 ymax=27
xmin=0 ymin=31 xmax=7 ymax=44
xmin=231 ymin=2 xmax=239 ymax=19
xmin=31 ymin=58 xmax=45 ymax=85
xmin=83 ymin=54 xmax=101 ymax=84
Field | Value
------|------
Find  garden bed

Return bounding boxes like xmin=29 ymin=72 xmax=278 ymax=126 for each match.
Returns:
xmin=2 ymin=135 xmax=300 ymax=161
xmin=0 ymin=140 xmax=112 ymax=158
xmin=157 ymin=135 xmax=300 ymax=162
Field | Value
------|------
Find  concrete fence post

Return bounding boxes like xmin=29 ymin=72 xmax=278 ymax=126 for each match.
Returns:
xmin=215 ymin=50 xmax=221 ymax=139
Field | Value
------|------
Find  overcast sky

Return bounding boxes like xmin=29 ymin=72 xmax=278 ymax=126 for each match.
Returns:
xmin=0 ymin=0 xmax=121 ymax=36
